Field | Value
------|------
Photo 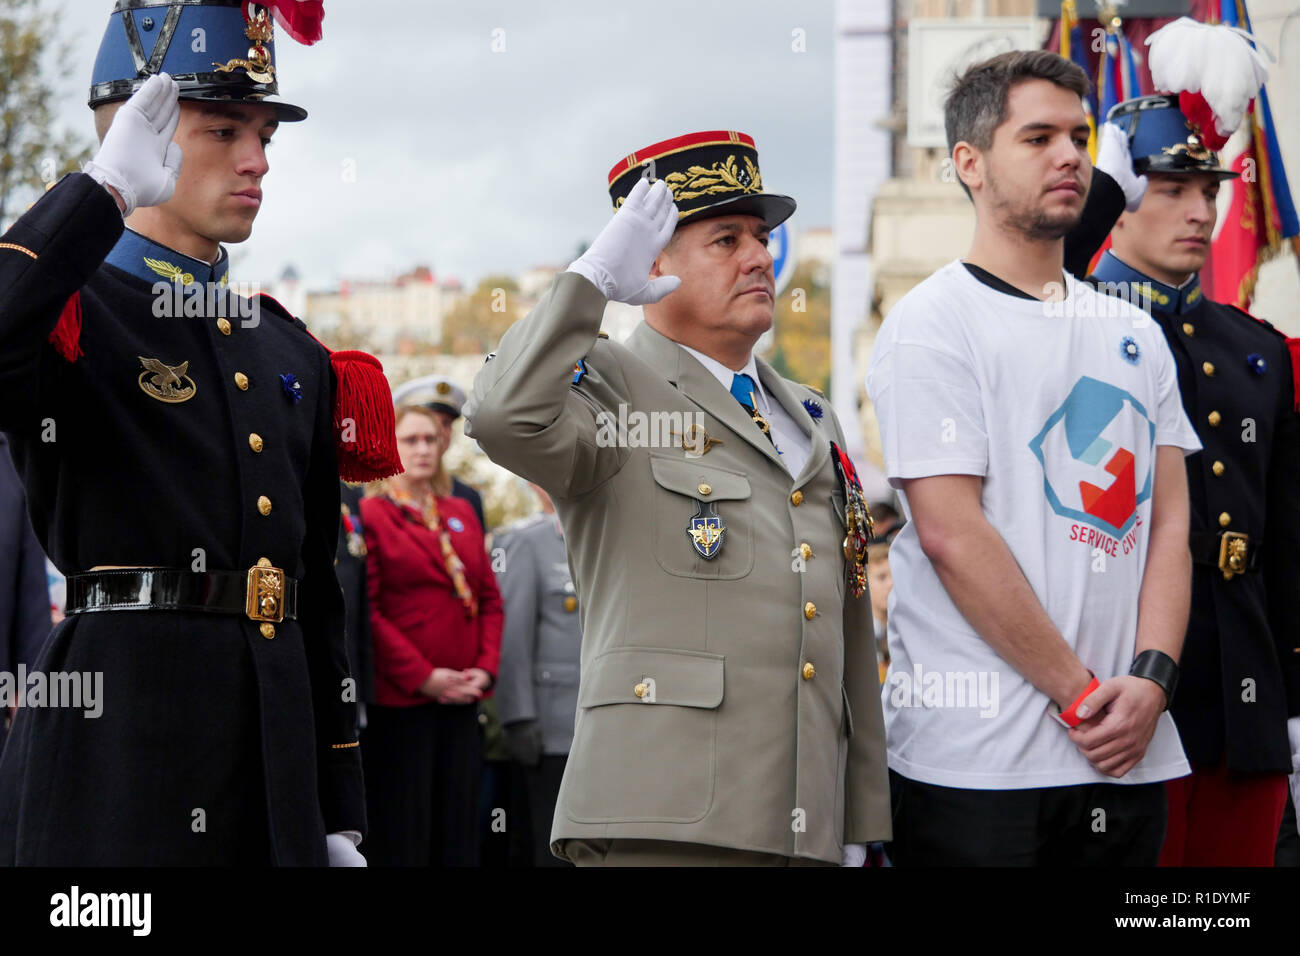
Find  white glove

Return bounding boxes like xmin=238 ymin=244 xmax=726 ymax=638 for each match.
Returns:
xmin=326 ymin=830 xmax=367 ymax=867
xmin=83 ymin=73 xmax=183 ymax=218
xmin=566 ymin=177 xmax=681 ymax=305
xmin=841 ymin=843 xmax=867 ymax=867
xmin=1096 ymin=122 xmax=1149 ymax=213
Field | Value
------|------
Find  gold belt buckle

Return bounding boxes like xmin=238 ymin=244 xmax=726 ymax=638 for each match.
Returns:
xmin=1218 ymin=531 xmax=1249 ymax=580
xmin=246 ymin=563 xmax=286 ymax=622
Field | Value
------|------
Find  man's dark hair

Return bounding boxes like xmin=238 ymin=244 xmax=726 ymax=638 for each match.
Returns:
xmin=944 ymin=50 xmax=1090 ymax=199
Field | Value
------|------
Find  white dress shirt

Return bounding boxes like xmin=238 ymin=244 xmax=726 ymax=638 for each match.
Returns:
xmin=677 ymin=344 xmax=812 ymax=478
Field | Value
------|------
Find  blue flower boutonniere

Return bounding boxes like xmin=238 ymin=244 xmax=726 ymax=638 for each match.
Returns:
xmin=802 ymin=398 xmax=823 ymax=421
xmin=1120 ymin=336 xmax=1140 ymax=365
xmin=280 ymin=372 xmax=303 ymax=403
xmin=1247 ymin=352 xmax=1267 ymax=375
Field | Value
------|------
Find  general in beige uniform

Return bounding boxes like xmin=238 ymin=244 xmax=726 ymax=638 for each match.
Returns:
xmin=466 ymin=131 xmax=890 ymax=865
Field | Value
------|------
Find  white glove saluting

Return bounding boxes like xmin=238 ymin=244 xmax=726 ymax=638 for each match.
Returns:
xmin=1096 ymin=121 xmax=1149 ymax=213
xmin=567 ymin=177 xmax=681 ymax=305
xmin=84 ymin=73 xmax=183 ymax=218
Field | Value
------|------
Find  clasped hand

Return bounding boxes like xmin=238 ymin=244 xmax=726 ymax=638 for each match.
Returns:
xmin=419 ymin=666 xmax=491 ymax=705
xmin=1068 ymin=675 xmax=1166 ymax=778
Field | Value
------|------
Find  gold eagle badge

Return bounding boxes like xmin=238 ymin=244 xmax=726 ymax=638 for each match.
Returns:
xmin=138 ymin=356 xmax=197 ymax=404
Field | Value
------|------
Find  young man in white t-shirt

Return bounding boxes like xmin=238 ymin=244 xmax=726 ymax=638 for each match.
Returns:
xmin=865 ymin=50 xmax=1200 ymax=865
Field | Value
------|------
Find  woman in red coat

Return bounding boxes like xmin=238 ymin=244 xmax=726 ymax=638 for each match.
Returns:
xmin=360 ymin=404 xmax=502 ymax=866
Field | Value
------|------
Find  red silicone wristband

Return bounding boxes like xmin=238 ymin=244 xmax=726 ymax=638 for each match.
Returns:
xmin=1053 ymin=674 xmax=1099 ymax=728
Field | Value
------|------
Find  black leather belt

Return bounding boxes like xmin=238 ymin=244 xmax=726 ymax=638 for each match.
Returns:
xmin=66 ymin=566 xmax=298 ymax=622
xmin=1189 ymin=530 xmax=1258 ymax=578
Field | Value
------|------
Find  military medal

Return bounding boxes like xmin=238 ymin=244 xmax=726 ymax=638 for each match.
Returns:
xmin=341 ymin=504 xmax=366 ymax=558
xmin=831 ymin=441 xmax=873 ymax=598
xmin=687 ymin=499 xmax=726 ymax=560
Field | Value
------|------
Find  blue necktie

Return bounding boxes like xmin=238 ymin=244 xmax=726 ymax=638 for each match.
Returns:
xmin=729 ymin=373 xmax=757 ymax=410
xmin=730 ymin=373 xmax=774 ymax=444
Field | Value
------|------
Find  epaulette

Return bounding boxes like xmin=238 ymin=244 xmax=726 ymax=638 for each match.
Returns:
xmin=254 ymin=293 xmax=401 ymax=482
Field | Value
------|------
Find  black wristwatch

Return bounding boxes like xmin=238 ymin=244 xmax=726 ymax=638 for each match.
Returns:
xmin=1130 ymin=650 xmax=1179 ymax=710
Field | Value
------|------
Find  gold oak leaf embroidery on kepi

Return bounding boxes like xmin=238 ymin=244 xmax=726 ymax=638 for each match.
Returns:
xmin=663 ymin=155 xmax=763 ymax=202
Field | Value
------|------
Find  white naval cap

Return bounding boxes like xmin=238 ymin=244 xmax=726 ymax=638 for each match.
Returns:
xmin=392 ymin=374 xmax=467 ymax=419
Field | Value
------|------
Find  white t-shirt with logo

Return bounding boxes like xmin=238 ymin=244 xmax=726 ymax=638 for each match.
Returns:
xmin=865 ymin=260 xmax=1200 ymax=789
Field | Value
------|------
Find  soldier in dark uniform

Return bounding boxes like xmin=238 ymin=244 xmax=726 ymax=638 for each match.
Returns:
xmin=0 ymin=435 xmax=53 ymax=752
xmin=0 ymin=1 xmax=398 ymax=865
xmin=336 ymin=481 xmax=374 ymax=721
xmin=1069 ymin=94 xmax=1300 ymax=866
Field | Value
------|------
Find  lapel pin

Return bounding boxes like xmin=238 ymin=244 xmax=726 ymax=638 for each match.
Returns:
xmin=673 ymin=424 xmax=724 ymax=457
xmin=280 ymin=372 xmax=303 ymax=403
xmin=1120 ymin=336 xmax=1140 ymax=365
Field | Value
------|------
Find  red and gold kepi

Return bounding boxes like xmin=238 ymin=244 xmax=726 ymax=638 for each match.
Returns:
xmin=607 ymin=130 xmax=796 ymax=229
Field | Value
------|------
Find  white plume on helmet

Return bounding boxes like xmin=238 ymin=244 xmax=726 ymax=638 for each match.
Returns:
xmin=1145 ymin=17 xmax=1270 ymax=141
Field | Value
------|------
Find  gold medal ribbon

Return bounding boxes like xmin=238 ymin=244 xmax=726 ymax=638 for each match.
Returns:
xmin=389 ymin=488 xmax=478 ymax=620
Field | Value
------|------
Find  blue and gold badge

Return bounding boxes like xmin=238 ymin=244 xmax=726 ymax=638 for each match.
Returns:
xmin=687 ymin=500 xmax=726 ymax=560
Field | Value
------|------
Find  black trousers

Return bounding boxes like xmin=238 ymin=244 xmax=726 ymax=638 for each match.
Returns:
xmin=888 ymin=769 xmax=1167 ymax=866
xmin=362 ymin=702 xmax=482 ymax=866
xmin=478 ymin=759 xmax=533 ymax=867
xmin=523 ymin=754 xmax=571 ymax=867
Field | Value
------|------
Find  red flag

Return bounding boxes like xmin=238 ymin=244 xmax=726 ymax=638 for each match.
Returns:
xmin=1203 ymin=131 xmax=1277 ymax=308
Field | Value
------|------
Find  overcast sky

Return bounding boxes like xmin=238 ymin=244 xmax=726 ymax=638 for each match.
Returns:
xmin=53 ymin=0 xmax=835 ymax=290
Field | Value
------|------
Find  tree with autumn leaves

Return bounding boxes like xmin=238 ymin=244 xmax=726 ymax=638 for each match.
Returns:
xmin=767 ymin=261 xmax=831 ymax=396
xmin=440 ymin=275 xmax=523 ymax=354
xmin=0 ymin=0 xmax=92 ymax=229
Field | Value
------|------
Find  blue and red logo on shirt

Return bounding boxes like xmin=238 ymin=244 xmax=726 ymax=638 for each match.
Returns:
xmin=1028 ymin=376 xmax=1155 ymax=550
